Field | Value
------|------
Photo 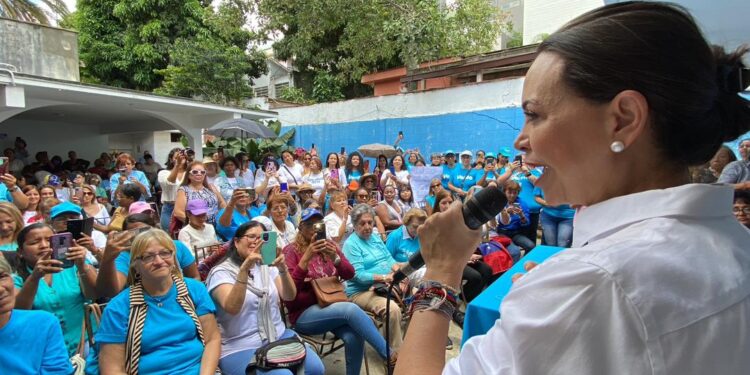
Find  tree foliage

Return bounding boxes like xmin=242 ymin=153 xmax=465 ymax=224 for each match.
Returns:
xmin=0 ymin=0 xmax=68 ymax=26
xmin=70 ymin=0 xmax=265 ymax=101
xmin=256 ymin=0 xmax=507 ymax=86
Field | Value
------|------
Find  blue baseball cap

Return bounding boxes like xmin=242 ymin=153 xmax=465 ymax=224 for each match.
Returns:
xmin=47 ymin=175 xmax=61 ymax=186
xmin=444 ymin=150 xmax=456 ymax=156
xmin=485 ymin=152 xmax=497 ymax=159
xmin=50 ymin=201 xmax=82 ymax=219
xmin=498 ymin=147 xmax=512 ymax=157
xmin=300 ymin=208 xmax=324 ymax=222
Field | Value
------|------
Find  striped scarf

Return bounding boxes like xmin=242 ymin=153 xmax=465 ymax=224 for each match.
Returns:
xmin=125 ymin=274 xmax=205 ymax=375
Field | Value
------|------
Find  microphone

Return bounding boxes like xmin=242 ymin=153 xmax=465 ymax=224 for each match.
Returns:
xmin=392 ymin=186 xmax=507 ymax=283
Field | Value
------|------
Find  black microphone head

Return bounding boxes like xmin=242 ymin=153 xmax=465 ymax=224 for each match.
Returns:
xmin=462 ymin=186 xmax=507 ymax=230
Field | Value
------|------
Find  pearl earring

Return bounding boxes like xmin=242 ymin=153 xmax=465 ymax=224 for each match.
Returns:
xmin=610 ymin=141 xmax=625 ymax=153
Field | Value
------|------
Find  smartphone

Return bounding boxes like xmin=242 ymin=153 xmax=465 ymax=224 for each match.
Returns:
xmin=74 ymin=187 xmax=84 ymax=202
xmin=311 ymin=143 xmax=316 ymax=149
xmin=364 ymin=159 xmax=370 ymax=171
xmin=399 ymin=131 xmax=404 ymax=137
xmin=260 ymin=231 xmax=278 ymax=265
xmin=280 ymin=181 xmax=289 ymax=193
xmin=66 ymin=217 xmax=94 ymax=240
xmin=312 ymin=223 xmax=326 ymax=242
xmin=234 ymin=188 xmax=256 ymax=200
xmin=330 ymin=168 xmax=339 ymax=181
xmin=370 ymin=191 xmax=380 ymax=202
xmin=121 ymin=226 xmax=151 ymax=247
xmin=340 ymin=147 xmax=346 ymax=154
xmin=265 ymin=161 xmax=276 ymax=174
xmin=513 ymin=155 xmax=523 ymax=165
xmin=51 ymin=232 xmax=74 ymax=269
xmin=0 ymin=157 xmax=8 ymax=175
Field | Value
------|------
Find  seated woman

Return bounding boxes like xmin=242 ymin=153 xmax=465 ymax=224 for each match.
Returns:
xmin=285 ymin=208 xmax=393 ymax=375
xmin=265 ymin=195 xmax=297 ymax=249
xmin=343 ymin=204 xmax=404 ymax=352
xmin=496 ymin=180 xmax=536 ymax=252
xmin=81 ymin=184 xmax=111 ymax=234
xmin=178 ymin=199 xmax=219 ymax=251
xmin=0 ymin=256 xmax=73 ymax=374
xmin=324 ymin=191 xmax=353 ymax=244
xmin=13 ymin=222 xmax=97 ymax=356
xmin=733 ymin=190 xmax=750 ymax=229
xmin=207 ymin=221 xmax=324 ymax=375
xmin=216 ymin=188 xmax=262 ymax=241
xmin=21 ymin=186 xmax=43 ymax=225
xmin=96 ymin=213 xmax=199 ymax=298
xmin=0 ymin=202 xmax=22 ymax=258
xmin=375 ymin=185 xmax=404 ymax=232
xmin=108 ymin=184 xmax=142 ymax=232
xmin=386 ymin=208 xmax=427 ymax=264
xmin=96 ymin=229 xmax=221 ymax=374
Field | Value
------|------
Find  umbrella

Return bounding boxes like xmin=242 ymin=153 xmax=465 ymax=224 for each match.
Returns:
xmin=358 ymin=143 xmax=399 ymax=158
xmin=205 ymin=118 xmax=277 ymax=140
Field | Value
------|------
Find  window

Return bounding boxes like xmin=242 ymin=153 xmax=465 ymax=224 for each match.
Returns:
xmin=274 ymin=82 xmax=290 ymax=96
xmin=254 ymin=86 xmax=269 ymax=97
xmin=170 ymin=132 xmax=182 ymax=143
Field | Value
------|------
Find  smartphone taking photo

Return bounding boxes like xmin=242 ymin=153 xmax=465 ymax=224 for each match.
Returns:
xmin=260 ymin=231 xmax=278 ymax=265
xmin=51 ymin=232 xmax=74 ymax=269
xmin=312 ymin=223 xmax=326 ymax=242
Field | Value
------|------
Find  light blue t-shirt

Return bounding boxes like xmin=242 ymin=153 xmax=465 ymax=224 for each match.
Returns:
xmin=451 ymin=167 xmax=483 ymax=192
xmin=510 ymin=169 xmax=543 ymax=213
xmin=94 ymin=278 xmax=216 ymax=375
xmin=533 ymin=186 xmax=575 ymax=219
xmin=385 ymin=226 xmax=421 ymax=263
xmin=343 ymin=232 xmax=398 ymax=296
xmin=425 ymin=195 xmax=436 ymax=210
xmin=215 ymin=206 xmax=263 ymax=240
xmin=0 ymin=184 xmax=14 ymax=203
xmin=13 ymin=262 xmax=92 ymax=356
xmin=0 ymin=309 xmax=72 ymax=375
xmin=109 ymin=170 xmax=151 ymax=200
xmin=441 ymin=164 xmax=458 ymax=189
xmin=115 ymin=240 xmax=195 ymax=276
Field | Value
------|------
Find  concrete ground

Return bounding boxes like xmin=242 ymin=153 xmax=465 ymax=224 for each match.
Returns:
xmin=319 ymin=319 xmax=463 ymax=375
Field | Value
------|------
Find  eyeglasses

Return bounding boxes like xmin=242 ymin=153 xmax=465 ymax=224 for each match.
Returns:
xmin=430 ymin=184 xmax=441 ymax=188
xmin=139 ymin=250 xmax=174 ymax=263
xmin=242 ymin=234 xmax=261 ymax=241
xmin=190 ymin=170 xmax=206 ymax=176
xmin=357 ymin=194 xmax=369 ymax=198
xmin=733 ymin=207 xmax=750 ymax=215
xmin=83 ymin=192 xmax=94 ymax=196
xmin=271 ymin=205 xmax=288 ymax=212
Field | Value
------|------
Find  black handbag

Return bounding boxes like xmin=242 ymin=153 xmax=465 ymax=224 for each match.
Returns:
xmin=245 ymin=336 xmax=307 ymax=375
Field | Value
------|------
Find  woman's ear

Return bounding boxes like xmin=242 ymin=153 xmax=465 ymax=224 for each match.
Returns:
xmin=605 ymin=90 xmax=650 ymax=149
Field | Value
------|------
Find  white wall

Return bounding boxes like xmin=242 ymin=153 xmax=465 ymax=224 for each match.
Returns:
xmin=523 ymin=0 xmax=603 ymax=45
xmin=275 ymin=78 xmax=524 ymax=126
xmin=0 ymin=119 xmax=108 ymax=162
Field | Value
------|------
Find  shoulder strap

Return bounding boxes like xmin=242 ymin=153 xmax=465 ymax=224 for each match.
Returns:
xmin=282 ymin=165 xmax=299 ymax=185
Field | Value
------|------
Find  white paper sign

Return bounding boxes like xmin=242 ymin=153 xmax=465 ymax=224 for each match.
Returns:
xmin=409 ymin=167 xmax=443 ymax=204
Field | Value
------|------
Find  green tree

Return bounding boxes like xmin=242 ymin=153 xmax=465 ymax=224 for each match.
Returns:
xmin=155 ymin=1 xmax=267 ymax=105
xmin=0 ymin=0 xmax=68 ymax=25
xmin=256 ymin=0 xmax=507 ymax=97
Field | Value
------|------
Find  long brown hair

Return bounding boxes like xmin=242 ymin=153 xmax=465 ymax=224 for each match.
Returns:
xmin=180 ymin=161 xmax=210 ymax=189
xmin=432 ymin=190 xmax=453 ymax=214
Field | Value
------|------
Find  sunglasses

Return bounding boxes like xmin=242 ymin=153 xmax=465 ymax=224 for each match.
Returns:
xmin=357 ymin=194 xmax=369 ymax=198
xmin=430 ymin=184 xmax=441 ymax=188
xmin=190 ymin=170 xmax=206 ymax=176
xmin=83 ymin=192 xmax=94 ymax=196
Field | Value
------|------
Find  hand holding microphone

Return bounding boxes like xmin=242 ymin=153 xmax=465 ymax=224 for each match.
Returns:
xmin=393 ymin=186 xmax=506 ymax=287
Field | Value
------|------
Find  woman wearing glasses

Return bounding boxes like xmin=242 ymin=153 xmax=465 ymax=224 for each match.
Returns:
xmin=96 ymin=229 xmax=221 ymax=375
xmin=425 ymin=178 xmax=444 ymax=216
xmin=175 ymin=161 xmax=226 ymax=226
xmin=733 ymin=190 xmax=750 ymax=229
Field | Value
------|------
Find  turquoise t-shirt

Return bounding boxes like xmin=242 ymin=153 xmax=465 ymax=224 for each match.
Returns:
xmin=385 ymin=226 xmax=421 ymax=263
xmin=533 ymin=186 xmax=575 ymax=219
xmin=441 ymin=164 xmax=458 ymax=189
xmin=94 ymin=278 xmax=216 ymax=375
xmin=215 ymin=206 xmax=263 ymax=240
xmin=346 ymin=170 xmax=362 ymax=184
xmin=0 ymin=241 xmax=18 ymax=251
xmin=451 ymin=166 xmax=483 ymax=192
xmin=425 ymin=195 xmax=436 ymax=210
xmin=115 ymin=240 xmax=195 ymax=276
xmin=13 ymin=263 xmax=92 ymax=355
xmin=0 ymin=309 xmax=72 ymax=375
xmin=510 ymin=169 xmax=543 ymax=213
xmin=342 ymin=232 xmax=397 ymax=296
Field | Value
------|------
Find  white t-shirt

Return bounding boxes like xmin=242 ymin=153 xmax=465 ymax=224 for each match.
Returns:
xmin=206 ymin=262 xmax=285 ymax=357
xmin=278 ymin=163 xmax=304 ymax=186
xmin=235 ymin=169 xmax=255 ymax=188
xmin=447 ymin=184 xmax=750 ymax=375
xmin=22 ymin=210 xmax=38 ymax=226
xmin=178 ymin=224 xmax=218 ymax=251
xmin=157 ymin=169 xmax=184 ymax=202
xmin=323 ymin=167 xmax=347 ymax=187
xmin=302 ymin=172 xmax=325 ymax=198
xmin=254 ymin=169 xmax=280 ymax=190
xmin=89 ymin=204 xmax=111 ymax=227
xmin=271 ymin=220 xmax=297 ymax=249
xmin=380 ymin=169 xmax=410 ymax=186
xmin=324 ymin=212 xmax=353 ymax=242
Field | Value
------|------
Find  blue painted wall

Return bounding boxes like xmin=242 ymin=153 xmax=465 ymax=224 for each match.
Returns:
xmin=281 ymin=107 xmax=526 ymax=160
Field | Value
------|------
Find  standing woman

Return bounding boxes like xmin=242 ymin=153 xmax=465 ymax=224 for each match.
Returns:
xmin=13 ymin=223 xmax=98 ymax=356
xmin=96 ymin=230 xmax=221 ymax=375
xmin=397 ymin=3 xmax=750 ymax=374
xmin=301 ymin=152 xmax=313 ymax=176
xmin=214 ymin=156 xmax=247 ymax=202
xmin=344 ymin=152 xmax=366 ymax=185
xmin=302 ymin=157 xmax=326 ymax=199
xmin=158 ymin=148 xmax=187 ymax=230
xmin=207 ymin=221 xmax=324 ymax=375
xmin=109 ymin=153 xmax=150 ymax=201
xmin=323 ymin=153 xmax=347 ymax=187
xmin=175 ymin=161 xmax=226 ymax=226
xmin=375 ymin=185 xmax=403 ymax=232
xmin=21 ymin=186 xmax=43 ymax=225
xmin=278 ymin=150 xmax=304 ymax=192
xmin=81 ymin=184 xmax=111 ymax=232
xmin=380 ymin=155 xmax=409 ymax=187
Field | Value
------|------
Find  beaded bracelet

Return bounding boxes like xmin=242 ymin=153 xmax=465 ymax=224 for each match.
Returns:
xmin=408 ymin=281 xmax=459 ymax=319
xmin=416 ymin=280 xmax=460 ymax=300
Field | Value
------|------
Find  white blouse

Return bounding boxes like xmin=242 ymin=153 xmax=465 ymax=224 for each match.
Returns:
xmin=447 ymin=184 xmax=750 ymax=375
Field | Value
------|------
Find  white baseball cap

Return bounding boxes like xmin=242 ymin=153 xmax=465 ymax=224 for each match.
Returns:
xmin=459 ymin=150 xmax=472 ymax=158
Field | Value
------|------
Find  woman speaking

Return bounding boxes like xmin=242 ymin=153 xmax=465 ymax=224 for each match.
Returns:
xmin=396 ymin=2 xmax=750 ymax=375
